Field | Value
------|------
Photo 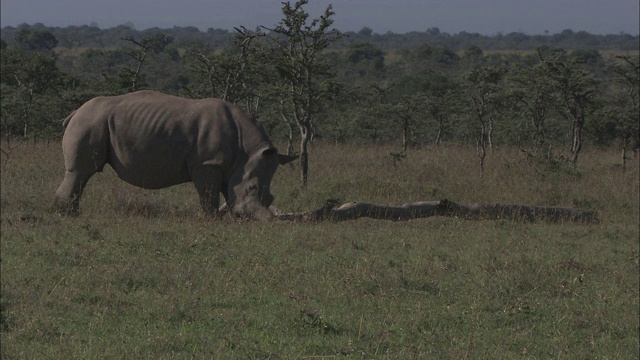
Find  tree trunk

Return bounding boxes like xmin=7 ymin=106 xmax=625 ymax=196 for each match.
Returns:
xmin=281 ymin=108 xmax=295 ymax=156
xmin=622 ymin=131 xmax=630 ymax=171
xmin=402 ymin=120 xmax=409 ymax=152
xmin=435 ymin=116 xmax=444 ymax=145
xmin=272 ymin=198 xmax=599 ymax=224
xmin=477 ymin=123 xmax=487 ymax=177
xmin=570 ymin=118 xmax=583 ymax=165
xmin=435 ymin=127 xmax=442 ymax=146
xmin=287 ymin=121 xmax=295 ymax=156
xmin=22 ymin=88 xmax=34 ymax=138
xmin=487 ymin=117 xmax=494 ymax=150
xmin=299 ymin=123 xmax=312 ymax=186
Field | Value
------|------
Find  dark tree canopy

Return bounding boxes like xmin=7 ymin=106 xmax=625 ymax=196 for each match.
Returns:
xmin=15 ymin=28 xmax=58 ymax=52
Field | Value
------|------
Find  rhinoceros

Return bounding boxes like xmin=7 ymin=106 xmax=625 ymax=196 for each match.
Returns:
xmin=55 ymin=90 xmax=296 ymax=219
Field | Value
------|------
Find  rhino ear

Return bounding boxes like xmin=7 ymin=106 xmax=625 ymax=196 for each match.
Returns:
xmin=261 ymin=148 xmax=278 ymax=157
xmin=278 ymin=154 xmax=298 ymax=165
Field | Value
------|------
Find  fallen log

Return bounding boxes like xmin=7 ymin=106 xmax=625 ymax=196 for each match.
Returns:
xmin=272 ymin=199 xmax=599 ymax=224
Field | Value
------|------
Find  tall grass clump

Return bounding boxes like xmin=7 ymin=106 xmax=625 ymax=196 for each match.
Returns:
xmin=1 ymin=140 xmax=638 ymax=358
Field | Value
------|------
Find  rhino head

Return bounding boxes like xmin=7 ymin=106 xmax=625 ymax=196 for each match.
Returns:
xmin=227 ymin=147 xmax=297 ymax=220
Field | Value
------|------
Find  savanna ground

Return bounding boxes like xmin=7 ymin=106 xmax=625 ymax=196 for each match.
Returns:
xmin=1 ymin=140 xmax=638 ymax=359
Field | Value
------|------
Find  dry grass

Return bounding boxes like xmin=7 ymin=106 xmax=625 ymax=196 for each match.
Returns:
xmin=276 ymin=143 xmax=638 ymax=221
xmin=1 ymin=140 xmax=638 ymax=358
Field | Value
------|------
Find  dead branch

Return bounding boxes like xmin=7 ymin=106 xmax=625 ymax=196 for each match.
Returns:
xmin=272 ymin=199 xmax=599 ymax=224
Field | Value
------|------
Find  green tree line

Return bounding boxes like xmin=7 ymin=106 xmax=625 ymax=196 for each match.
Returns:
xmin=1 ymin=1 xmax=639 ymax=177
xmin=2 ymin=21 xmax=638 ymax=51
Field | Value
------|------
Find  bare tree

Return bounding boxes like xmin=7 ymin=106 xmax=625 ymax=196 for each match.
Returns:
xmin=538 ymin=47 xmax=598 ymax=165
xmin=262 ymin=0 xmax=342 ymax=186
xmin=463 ymin=66 xmax=507 ymax=176
xmin=120 ymin=34 xmax=168 ymax=92
xmin=187 ymin=27 xmax=265 ymax=113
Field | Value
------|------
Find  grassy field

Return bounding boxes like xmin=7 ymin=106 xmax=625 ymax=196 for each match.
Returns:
xmin=1 ymin=140 xmax=638 ymax=358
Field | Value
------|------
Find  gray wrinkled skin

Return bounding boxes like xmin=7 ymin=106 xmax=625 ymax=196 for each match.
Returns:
xmin=55 ymin=90 xmax=296 ymax=219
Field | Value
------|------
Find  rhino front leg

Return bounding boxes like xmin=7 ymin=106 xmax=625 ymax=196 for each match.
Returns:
xmin=191 ymin=165 xmax=224 ymax=216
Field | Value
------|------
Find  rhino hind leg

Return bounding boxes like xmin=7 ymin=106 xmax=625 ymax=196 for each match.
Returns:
xmin=55 ymin=136 xmax=107 ymax=215
xmin=191 ymin=165 xmax=224 ymax=216
xmin=54 ymin=170 xmax=95 ymax=215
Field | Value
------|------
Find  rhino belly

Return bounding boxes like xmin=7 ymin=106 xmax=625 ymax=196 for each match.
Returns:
xmin=108 ymin=137 xmax=193 ymax=189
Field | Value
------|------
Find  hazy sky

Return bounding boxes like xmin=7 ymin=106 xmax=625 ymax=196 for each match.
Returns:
xmin=1 ymin=0 xmax=638 ymax=35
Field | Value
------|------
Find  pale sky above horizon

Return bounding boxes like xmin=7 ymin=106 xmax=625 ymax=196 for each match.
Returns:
xmin=1 ymin=0 xmax=638 ymax=35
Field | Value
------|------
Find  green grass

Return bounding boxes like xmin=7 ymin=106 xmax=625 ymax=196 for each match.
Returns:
xmin=1 ymin=141 xmax=638 ymax=358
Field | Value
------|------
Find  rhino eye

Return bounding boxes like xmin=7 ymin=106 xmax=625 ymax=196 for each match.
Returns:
xmin=248 ymin=184 xmax=258 ymax=193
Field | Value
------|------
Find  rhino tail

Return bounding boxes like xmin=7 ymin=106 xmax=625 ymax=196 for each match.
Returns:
xmin=62 ymin=110 xmax=77 ymax=129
